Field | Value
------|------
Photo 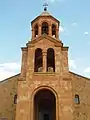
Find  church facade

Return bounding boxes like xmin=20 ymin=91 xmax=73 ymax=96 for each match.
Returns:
xmin=0 ymin=9 xmax=90 ymax=120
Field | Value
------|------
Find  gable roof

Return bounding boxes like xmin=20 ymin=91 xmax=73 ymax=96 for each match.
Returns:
xmin=27 ymin=35 xmax=63 ymax=47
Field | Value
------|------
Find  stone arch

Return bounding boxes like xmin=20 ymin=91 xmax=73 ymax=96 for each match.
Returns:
xmin=52 ymin=24 xmax=56 ymax=38
xmin=47 ymin=48 xmax=55 ymax=72
xmin=34 ymin=23 xmax=38 ymax=37
xmin=41 ymin=20 xmax=51 ymax=26
xmin=31 ymin=86 xmax=58 ymax=99
xmin=42 ymin=22 xmax=49 ymax=35
xmin=34 ymin=48 xmax=43 ymax=72
xmin=30 ymin=86 xmax=59 ymax=120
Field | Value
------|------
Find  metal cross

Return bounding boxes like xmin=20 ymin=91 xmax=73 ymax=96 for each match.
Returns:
xmin=43 ymin=0 xmax=48 ymax=11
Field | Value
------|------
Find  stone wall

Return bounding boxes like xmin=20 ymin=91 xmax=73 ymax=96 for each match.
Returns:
xmin=15 ymin=36 xmax=73 ymax=120
xmin=0 ymin=74 xmax=20 ymax=120
xmin=70 ymin=72 xmax=90 ymax=120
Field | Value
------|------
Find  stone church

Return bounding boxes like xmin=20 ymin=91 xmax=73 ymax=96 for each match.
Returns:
xmin=0 ymin=7 xmax=90 ymax=120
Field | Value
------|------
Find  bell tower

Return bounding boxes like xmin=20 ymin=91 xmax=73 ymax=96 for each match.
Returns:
xmin=31 ymin=6 xmax=59 ymax=40
xmin=16 ymin=6 xmax=73 ymax=120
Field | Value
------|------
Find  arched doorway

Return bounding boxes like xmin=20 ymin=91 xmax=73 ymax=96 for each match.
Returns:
xmin=34 ymin=89 xmax=56 ymax=120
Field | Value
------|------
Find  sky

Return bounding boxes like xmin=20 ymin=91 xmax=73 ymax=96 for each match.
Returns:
xmin=0 ymin=0 xmax=90 ymax=80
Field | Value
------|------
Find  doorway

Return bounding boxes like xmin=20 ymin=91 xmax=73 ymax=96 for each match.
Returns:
xmin=34 ymin=89 xmax=56 ymax=120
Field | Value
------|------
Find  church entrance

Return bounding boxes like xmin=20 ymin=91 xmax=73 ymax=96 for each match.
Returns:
xmin=34 ymin=89 xmax=56 ymax=120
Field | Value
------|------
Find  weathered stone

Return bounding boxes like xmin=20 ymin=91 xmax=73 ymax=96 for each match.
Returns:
xmin=0 ymin=10 xmax=90 ymax=120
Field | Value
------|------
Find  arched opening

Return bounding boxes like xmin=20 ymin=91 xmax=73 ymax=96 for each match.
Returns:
xmin=52 ymin=24 xmax=56 ymax=38
xmin=14 ymin=94 xmax=17 ymax=104
xmin=34 ymin=89 xmax=56 ymax=120
xmin=47 ymin=48 xmax=55 ymax=72
xmin=34 ymin=48 xmax=43 ymax=72
xmin=74 ymin=94 xmax=80 ymax=104
xmin=34 ymin=24 xmax=38 ymax=37
xmin=42 ymin=22 xmax=48 ymax=35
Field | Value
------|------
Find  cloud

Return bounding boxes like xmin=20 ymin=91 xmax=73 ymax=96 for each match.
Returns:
xmin=0 ymin=63 xmax=20 ymax=71
xmin=48 ymin=0 xmax=55 ymax=2
xmin=69 ymin=60 xmax=76 ymax=70
xmin=71 ymin=22 xmax=77 ymax=27
xmin=59 ymin=24 xmax=69 ymax=35
xmin=84 ymin=67 xmax=90 ymax=73
xmin=0 ymin=70 xmax=16 ymax=81
xmin=59 ymin=26 xmax=64 ymax=32
xmin=83 ymin=67 xmax=90 ymax=78
xmin=0 ymin=62 xmax=20 ymax=81
xmin=84 ymin=32 xmax=89 ymax=36
xmin=48 ymin=0 xmax=64 ymax=3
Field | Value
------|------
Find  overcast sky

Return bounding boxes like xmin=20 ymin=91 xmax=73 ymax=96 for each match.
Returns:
xmin=0 ymin=0 xmax=90 ymax=80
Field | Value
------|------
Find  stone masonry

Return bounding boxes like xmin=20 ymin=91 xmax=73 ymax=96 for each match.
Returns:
xmin=0 ymin=10 xmax=90 ymax=120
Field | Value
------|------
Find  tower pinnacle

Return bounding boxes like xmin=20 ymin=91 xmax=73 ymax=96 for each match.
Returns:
xmin=43 ymin=0 xmax=48 ymax=11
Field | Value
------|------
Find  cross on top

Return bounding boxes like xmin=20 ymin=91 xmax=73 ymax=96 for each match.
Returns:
xmin=43 ymin=0 xmax=48 ymax=11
